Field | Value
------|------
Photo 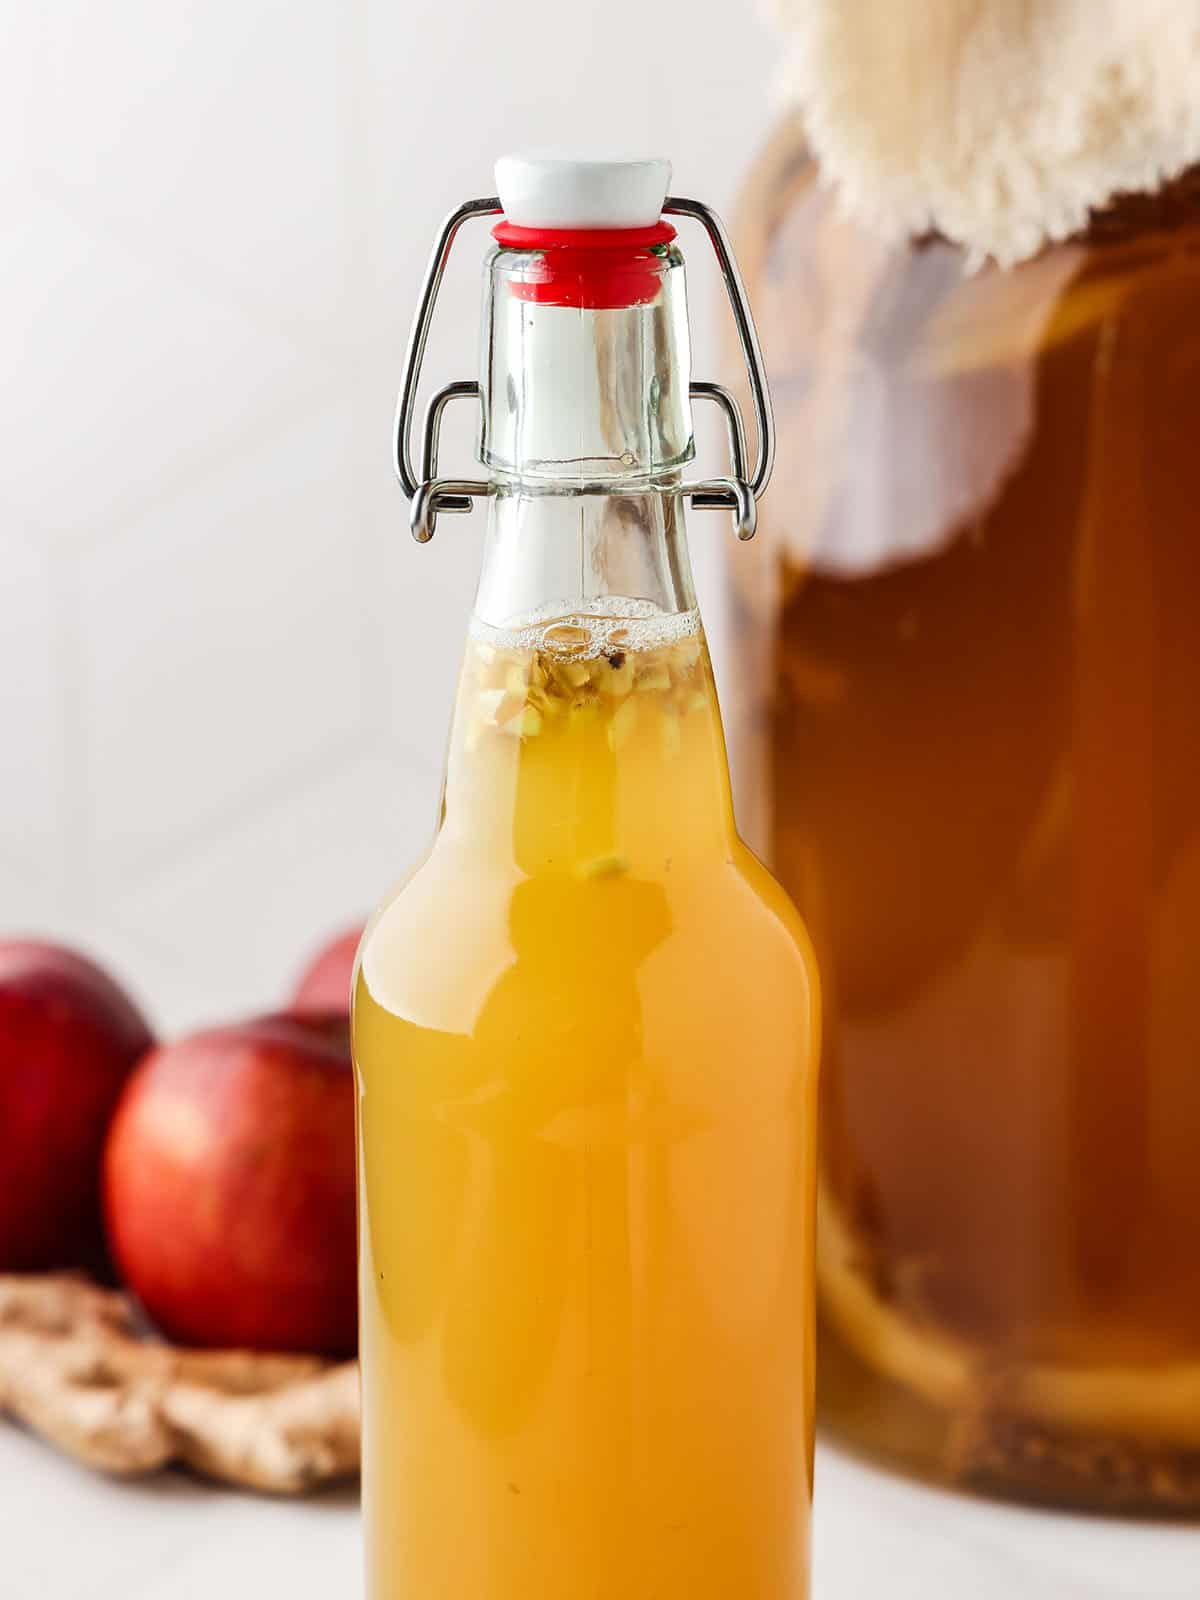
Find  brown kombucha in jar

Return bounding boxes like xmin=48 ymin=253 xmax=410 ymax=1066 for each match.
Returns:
xmin=730 ymin=117 xmax=1200 ymax=1514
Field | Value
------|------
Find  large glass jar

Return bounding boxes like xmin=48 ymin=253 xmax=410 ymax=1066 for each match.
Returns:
xmin=730 ymin=117 xmax=1200 ymax=1514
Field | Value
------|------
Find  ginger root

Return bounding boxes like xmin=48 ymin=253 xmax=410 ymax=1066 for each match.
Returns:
xmin=0 ymin=1274 xmax=359 ymax=1493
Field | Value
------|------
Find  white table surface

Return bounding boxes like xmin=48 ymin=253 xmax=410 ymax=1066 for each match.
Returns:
xmin=2 ymin=1424 xmax=1196 ymax=1598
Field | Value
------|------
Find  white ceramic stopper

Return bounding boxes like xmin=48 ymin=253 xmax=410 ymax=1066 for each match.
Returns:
xmin=494 ymin=154 xmax=672 ymax=229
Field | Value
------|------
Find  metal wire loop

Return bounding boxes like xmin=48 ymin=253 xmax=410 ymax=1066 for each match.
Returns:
xmin=394 ymin=193 xmax=774 ymax=543
xmin=663 ymin=198 xmax=774 ymax=502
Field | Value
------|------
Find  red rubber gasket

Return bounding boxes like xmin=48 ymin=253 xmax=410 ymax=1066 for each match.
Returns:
xmin=492 ymin=221 xmax=676 ymax=250
xmin=492 ymin=220 xmax=677 ymax=309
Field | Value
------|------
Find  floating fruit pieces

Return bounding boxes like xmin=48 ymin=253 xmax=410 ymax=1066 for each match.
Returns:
xmin=460 ymin=621 xmax=708 ymax=755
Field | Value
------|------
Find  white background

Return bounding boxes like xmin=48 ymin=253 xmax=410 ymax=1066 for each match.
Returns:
xmin=4 ymin=0 xmax=778 ymax=1032
xmin=6 ymin=5 xmax=1197 ymax=1594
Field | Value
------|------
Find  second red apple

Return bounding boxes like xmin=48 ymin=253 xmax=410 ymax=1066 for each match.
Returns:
xmin=291 ymin=923 xmax=365 ymax=1014
xmin=103 ymin=1012 xmax=357 ymax=1356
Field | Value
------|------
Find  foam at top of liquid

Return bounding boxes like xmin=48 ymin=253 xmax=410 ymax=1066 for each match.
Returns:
xmin=470 ymin=597 xmax=701 ymax=659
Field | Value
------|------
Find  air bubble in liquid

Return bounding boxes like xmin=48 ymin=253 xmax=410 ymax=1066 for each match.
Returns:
xmin=470 ymin=597 xmax=700 ymax=661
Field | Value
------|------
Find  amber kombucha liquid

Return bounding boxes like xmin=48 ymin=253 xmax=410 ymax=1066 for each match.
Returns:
xmin=355 ymin=605 xmax=820 ymax=1594
xmin=734 ymin=141 xmax=1200 ymax=1510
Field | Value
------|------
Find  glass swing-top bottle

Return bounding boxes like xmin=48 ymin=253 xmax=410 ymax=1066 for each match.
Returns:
xmin=352 ymin=157 xmax=820 ymax=1599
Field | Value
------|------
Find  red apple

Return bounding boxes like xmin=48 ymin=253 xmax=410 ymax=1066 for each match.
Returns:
xmin=0 ymin=940 xmax=154 ymax=1271
xmin=0 ymin=934 xmax=155 ymax=1273
xmin=290 ymin=922 xmax=365 ymax=1014
xmin=103 ymin=1012 xmax=356 ymax=1356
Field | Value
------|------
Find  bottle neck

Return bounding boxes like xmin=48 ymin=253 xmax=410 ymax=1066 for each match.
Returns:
xmin=473 ymin=480 xmax=698 ymax=629
xmin=439 ymin=486 xmax=736 ymax=871
xmin=434 ymin=250 xmax=737 ymax=870
xmin=478 ymin=233 xmax=695 ymax=484
xmin=472 ymin=233 xmax=701 ymax=628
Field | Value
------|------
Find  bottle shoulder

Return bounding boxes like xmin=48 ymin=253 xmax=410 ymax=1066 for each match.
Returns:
xmin=362 ymin=837 xmax=813 ymax=950
xmin=356 ymin=841 xmax=819 ymax=1051
xmin=727 ymin=838 xmax=820 ymax=972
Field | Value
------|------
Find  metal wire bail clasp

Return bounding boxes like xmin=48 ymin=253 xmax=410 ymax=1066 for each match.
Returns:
xmin=394 ymin=194 xmax=775 ymax=544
